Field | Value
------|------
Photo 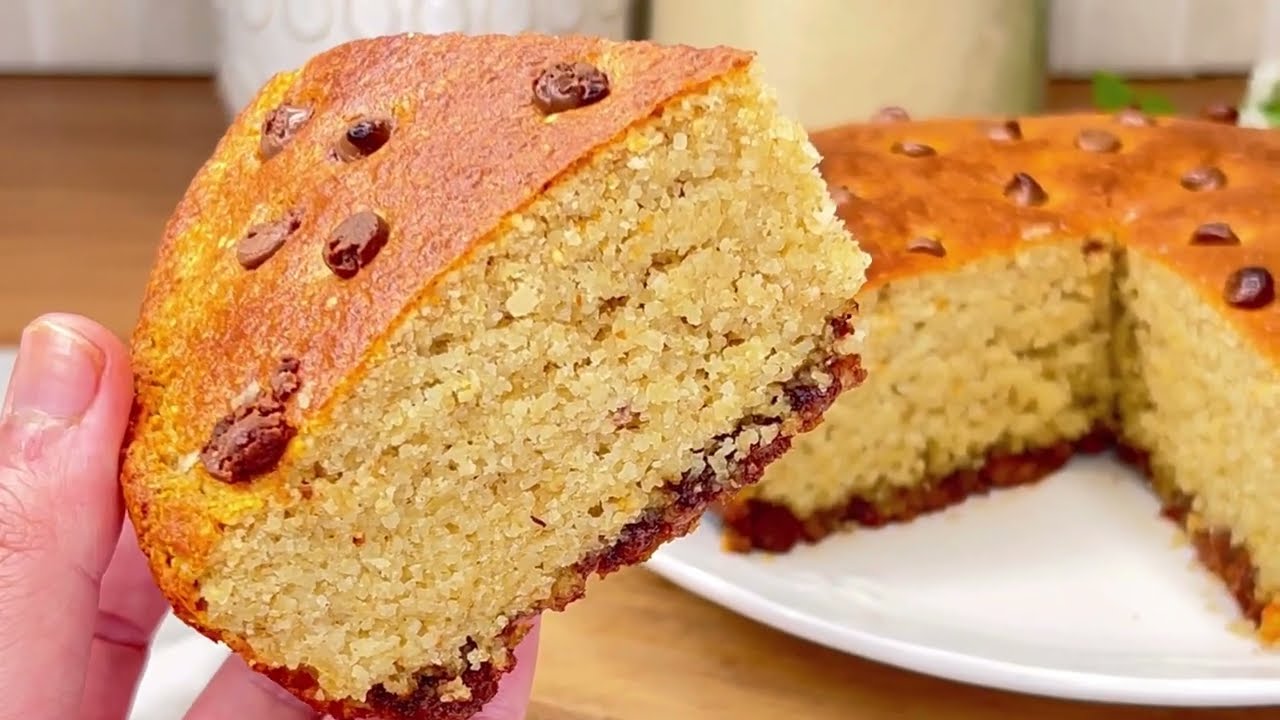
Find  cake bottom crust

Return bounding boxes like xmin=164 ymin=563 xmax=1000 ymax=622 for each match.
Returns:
xmin=253 ymin=341 xmax=865 ymax=720
xmin=720 ymin=431 xmax=1280 ymax=640
xmin=720 ymin=428 xmax=1110 ymax=553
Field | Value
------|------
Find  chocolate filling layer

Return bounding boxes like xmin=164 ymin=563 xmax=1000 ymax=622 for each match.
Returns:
xmin=720 ymin=431 xmax=1270 ymax=628
xmin=720 ymin=428 xmax=1110 ymax=553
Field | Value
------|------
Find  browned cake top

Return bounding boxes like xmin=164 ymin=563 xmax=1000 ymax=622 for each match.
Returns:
xmin=124 ymin=33 xmax=750 ymax=479
xmin=813 ymin=110 xmax=1280 ymax=354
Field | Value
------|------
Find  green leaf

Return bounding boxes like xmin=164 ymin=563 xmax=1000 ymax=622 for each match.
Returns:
xmin=1260 ymin=84 xmax=1280 ymax=127
xmin=1136 ymin=93 xmax=1177 ymax=115
xmin=1092 ymin=71 xmax=1135 ymax=110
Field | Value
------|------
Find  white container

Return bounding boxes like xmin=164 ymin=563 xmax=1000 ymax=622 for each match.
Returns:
xmin=648 ymin=0 xmax=1048 ymax=130
xmin=213 ymin=0 xmax=634 ymax=116
xmin=0 ymin=0 xmax=214 ymax=73
xmin=1048 ymin=0 xmax=1269 ymax=78
xmin=1238 ymin=0 xmax=1280 ymax=127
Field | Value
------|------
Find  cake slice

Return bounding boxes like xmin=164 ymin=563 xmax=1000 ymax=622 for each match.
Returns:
xmin=719 ymin=109 xmax=1280 ymax=643
xmin=120 ymin=33 xmax=869 ymax=719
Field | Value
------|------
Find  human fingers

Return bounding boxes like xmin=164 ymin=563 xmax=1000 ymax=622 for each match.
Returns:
xmin=0 ymin=314 xmax=134 ymax=720
xmin=183 ymin=654 xmax=320 ymax=720
xmin=78 ymin=520 xmax=172 ymax=720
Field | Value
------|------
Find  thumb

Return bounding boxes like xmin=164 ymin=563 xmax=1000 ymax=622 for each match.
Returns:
xmin=0 ymin=314 xmax=134 ymax=720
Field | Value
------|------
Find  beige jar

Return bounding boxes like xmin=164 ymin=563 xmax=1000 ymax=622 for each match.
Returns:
xmin=648 ymin=0 xmax=1047 ymax=130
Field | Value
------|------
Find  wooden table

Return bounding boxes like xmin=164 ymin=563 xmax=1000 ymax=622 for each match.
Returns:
xmin=0 ymin=75 xmax=1270 ymax=720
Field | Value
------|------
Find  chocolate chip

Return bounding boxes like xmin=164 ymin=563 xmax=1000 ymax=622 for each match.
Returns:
xmin=610 ymin=406 xmax=641 ymax=430
xmin=325 ymin=211 xmax=390 ymax=279
xmin=906 ymin=236 xmax=946 ymax=257
xmin=891 ymin=141 xmax=936 ymax=158
xmin=1224 ymin=267 xmax=1275 ymax=309
xmin=1003 ymin=172 xmax=1048 ymax=207
xmin=1075 ymin=129 xmax=1121 ymax=153
xmin=1201 ymin=102 xmax=1239 ymax=125
xmin=259 ymin=104 xmax=311 ymax=159
xmin=532 ymin=62 xmax=610 ymax=114
xmin=985 ymin=119 xmax=1022 ymax=142
xmin=1116 ymin=108 xmax=1154 ymax=127
xmin=1082 ymin=238 xmax=1108 ymax=255
xmin=270 ymin=355 xmax=301 ymax=399
xmin=237 ymin=210 xmax=302 ymax=270
xmin=871 ymin=106 xmax=910 ymax=123
xmin=1190 ymin=222 xmax=1240 ymax=246
xmin=829 ymin=184 xmax=855 ymax=207
xmin=201 ymin=398 xmax=295 ymax=482
xmin=335 ymin=118 xmax=392 ymax=161
xmin=1180 ymin=165 xmax=1227 ymax=192
xmin=782 ymin=377 xmax=837 ymax=415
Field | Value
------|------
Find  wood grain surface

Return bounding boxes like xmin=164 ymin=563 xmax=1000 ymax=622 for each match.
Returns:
xmin=0 ymin=74 xmax=1271 ymax=719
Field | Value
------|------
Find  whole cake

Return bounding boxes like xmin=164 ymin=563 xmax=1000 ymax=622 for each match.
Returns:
xmin=120 ymin=34 xmax=869 ymax=719
xmin=720 ymin=107 xmax=1280 ymax=642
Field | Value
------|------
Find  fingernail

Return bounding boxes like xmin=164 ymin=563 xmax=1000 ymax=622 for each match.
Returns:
xmin=5 ymin=319 xmax=105 ymax=421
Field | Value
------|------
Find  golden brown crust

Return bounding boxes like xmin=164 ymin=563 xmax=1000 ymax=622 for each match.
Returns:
xmin=125 ymin=33 xmax=752 ymax=580
xmin=813 ymin=112 xmax=1280 ymax=359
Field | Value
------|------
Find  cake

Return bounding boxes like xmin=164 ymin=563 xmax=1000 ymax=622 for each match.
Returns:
xmin=119 ymin=34 xmax=869 ymax=719
xmin=719 ymin=107 xmax=1280 ymax=642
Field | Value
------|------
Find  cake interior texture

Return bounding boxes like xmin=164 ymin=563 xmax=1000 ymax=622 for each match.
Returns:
xmin=1116 ymin=247 xmax=1280 ymax=621
xmin=195 ymin=67 xmax=867 ymax=701
xmin=729 ymin=229 xmax=1280 ymax=634
xmin=749 ymin=240 xmax=1114 ymax=519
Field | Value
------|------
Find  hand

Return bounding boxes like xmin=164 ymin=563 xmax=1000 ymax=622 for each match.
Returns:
xmin=0 ymin=314 xmax=539 ymax=720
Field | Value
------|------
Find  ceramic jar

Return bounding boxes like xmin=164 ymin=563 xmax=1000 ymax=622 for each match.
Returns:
xmin=213 ymin=0 xmax=634 ymax=115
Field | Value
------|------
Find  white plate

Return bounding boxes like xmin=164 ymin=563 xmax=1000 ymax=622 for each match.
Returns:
xmin=647 ymin=455 xmax=1280 ymax=707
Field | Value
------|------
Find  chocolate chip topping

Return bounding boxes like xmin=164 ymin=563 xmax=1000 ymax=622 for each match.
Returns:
xmin=1082 ymin=238 xmax=1108 ymax=255
xmin=325 ymin=211 xmax=390 ymax=279
xmin=828 ymin=184 xmax=855 ymax=208
xmin=1224 ymin=266 xmax=1275 ymax=309
xmin=1201 ymin=102 xmax=1239 ymax=125
xmin=1180 ymin=165 xmax=1227 ymax=192
xmin=335 ymin=118 xmax=393 ymax=161
xmin=906 ymin=236 xmax=946 ymax=257
xmin=871 ymin=106 xmax=910 ymax=123
xmin=259 ymin=104 xmax=311 ymax=159
xmin=1116 ymin=107 xmax=1154 ymax=127
xmin=237 ymin=210 xmax=302 ymax=270
xmin=201 ymin=355 xmax=302 ymax=482
xmin=532 ymin=61 xmax=610 ymax=114
xmin=985 ymin=119 xmax=1022 ymax=142
xmin=1075 ymin=129 xmax=1121 ymax=153
xmin=270 ymin=355 xmax=302 ymax=399
xmin=891 ymin=141 xmax=936 ymax=158
xmin=1190 ymin=221 xmax=1240 ymax=246
xmin=1003 ymin=172 xmax=1048 ymax=207
xmin=200 ymin=397 xmax=295 ymax=482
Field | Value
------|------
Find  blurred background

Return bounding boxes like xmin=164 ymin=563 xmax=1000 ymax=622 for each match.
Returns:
xmin=2 ymin=0 xmax=1279 ymax=348
xmin=2 ymin=2 xmax=1280 ymax=719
